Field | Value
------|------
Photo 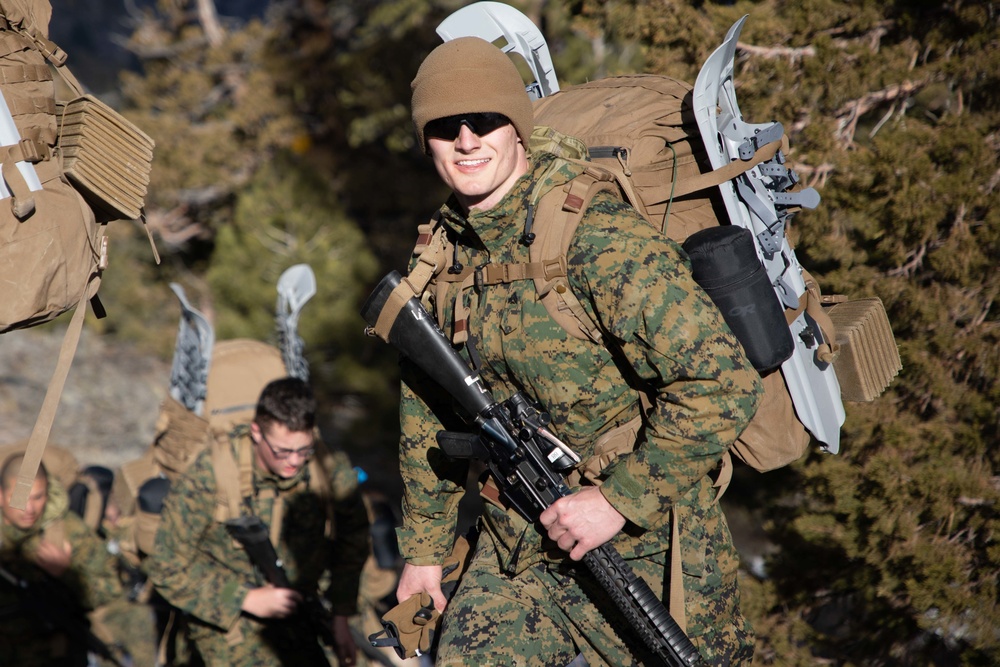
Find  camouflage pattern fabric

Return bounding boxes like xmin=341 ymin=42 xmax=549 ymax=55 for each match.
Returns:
xmin=438 ymin=533 xmax=752 ymax=666
xmin=397 ymin=151 xmax=763 ymax=664
xmin=148 ymin=428 xmax=370 ymax=666
xmin=0 ymin=480 xmax=122 ymax=667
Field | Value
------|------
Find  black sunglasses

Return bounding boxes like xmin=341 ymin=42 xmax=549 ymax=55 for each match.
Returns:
xmin=424 ymin=112 xmax=512 ymax=142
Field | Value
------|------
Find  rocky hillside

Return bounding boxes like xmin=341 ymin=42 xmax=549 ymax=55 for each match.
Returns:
xmin=1 ymin=324 xmax=169 ymax=470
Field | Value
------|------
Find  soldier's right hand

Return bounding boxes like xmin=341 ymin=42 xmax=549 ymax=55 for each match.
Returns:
xmin=241 ymin=584 xmax=303 ymax=618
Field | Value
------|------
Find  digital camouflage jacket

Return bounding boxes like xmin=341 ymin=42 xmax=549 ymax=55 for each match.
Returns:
xmin=397 ymin=151 xmax=763 ymax=575
xmin=0 ymin=479 xmax=121 ymax=667
xmin=148 ymin=428 xmax=370 ymax=666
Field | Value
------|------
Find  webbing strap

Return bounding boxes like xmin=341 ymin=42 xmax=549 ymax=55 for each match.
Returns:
xmin=656 ymin=137 xmax=786 ymax=202
xmin=157 ymin=609 xmax=178 ymax=663
xmin=268 ymin=493 xmax=284 ymax=548
xmin=527 ymin=169 xmax=620 ymax=344
xmin=211 ymin=432 xmax=243 ymax=522
xmin=237 ymin=436 xmax=254 ymax=511
xmin=0 ymin=31 xmax=30 ymax=59
xmin=0 ymin=63 xmax=50 ymax=84
xmin=5 ymin=94 xmax=56 ymax=116
xmin=0 ymin=137 xmax=50 ymax=218
xmin=477 ymin=257 xmax=567 ymax=285
xmin=784 ymin=271 xmax=840 ymax=364
xmin=0 ymin=148 xmax=33 ymax=218
xmin=10 ymin=270 xmax=100 ymax=510
xmin=669 ymin=510 xmax=687 ymax=634
xmin=374 ymin=228 xmax=452 ymax=341
xmin=371 ymin=279 xmax=417 ymax=343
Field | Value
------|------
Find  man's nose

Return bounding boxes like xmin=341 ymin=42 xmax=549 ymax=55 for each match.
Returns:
xmin=454 ymin=124 xmax=481 ymax=150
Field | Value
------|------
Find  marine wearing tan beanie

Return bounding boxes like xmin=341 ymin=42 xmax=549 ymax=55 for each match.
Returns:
xmin=411 ymin=37 xmax=534 ymax=152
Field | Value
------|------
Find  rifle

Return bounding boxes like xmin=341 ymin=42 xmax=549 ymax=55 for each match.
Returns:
xmin=224 ymin=515 xmax=337 ymax=655
xmin=361 ymin=271 xmax=706 ymax=667
xmin=0 ymin=561 xmax=128 ymax=667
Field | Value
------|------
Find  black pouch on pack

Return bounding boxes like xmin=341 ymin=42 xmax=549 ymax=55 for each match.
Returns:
xmin=682 ymin=225 xmax=794 ymax=374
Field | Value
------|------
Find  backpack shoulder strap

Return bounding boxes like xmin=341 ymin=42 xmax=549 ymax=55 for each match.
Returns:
xmin=307 ymin=433 xmax=338 ymax=540
xmin=209 ymin=429 xmax=249 ymax=523
xmin=383 ymin=164 xmax=621 ymax=347
xmin=527 ymin=164 xmax=621 ymax=343
xmin=454 ymin=162 xmax=620 ymax=343
xmin=369 ymin=215 xmax=470 ymax=342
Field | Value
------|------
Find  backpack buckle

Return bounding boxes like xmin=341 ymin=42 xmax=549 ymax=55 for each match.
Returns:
xmin=541 ymin=257 xmax=567 ymax=280
xmin=17 ymin=138 xmax=42 ymax=163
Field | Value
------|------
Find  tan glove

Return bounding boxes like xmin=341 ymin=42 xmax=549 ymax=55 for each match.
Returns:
xmin=369 ymin=591 xmax=440 ymax=658
xmin=368 ymin=534 xmax=473 ymax=659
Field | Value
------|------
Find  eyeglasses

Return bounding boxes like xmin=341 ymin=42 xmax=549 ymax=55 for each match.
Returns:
xmin=259 ymin=431 xmax=315 ymax=460
xmin=424 ymin=113 xmax=512 ymax=142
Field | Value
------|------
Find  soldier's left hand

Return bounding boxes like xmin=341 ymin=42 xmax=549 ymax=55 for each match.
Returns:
xmin=539 ymin=486 xmax=626 ymax=561
xmin=34 ymin=538 xmax=72 ymax=577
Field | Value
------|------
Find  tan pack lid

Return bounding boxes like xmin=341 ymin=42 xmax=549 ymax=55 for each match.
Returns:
xmin=203 ymin=339 xmax=287 ymax=432
xmin=827 ymin=297 xmax=902 ymax=402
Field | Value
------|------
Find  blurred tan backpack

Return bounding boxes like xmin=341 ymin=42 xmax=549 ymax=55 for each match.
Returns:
xmin=121 ymin=267 xmax=320 ymax=554
xmin=0 ymin=0 xmax=155 ymax=509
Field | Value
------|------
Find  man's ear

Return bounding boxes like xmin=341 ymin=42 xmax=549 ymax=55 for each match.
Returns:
xmin=249 ymin=422 xmax=261 ymax=441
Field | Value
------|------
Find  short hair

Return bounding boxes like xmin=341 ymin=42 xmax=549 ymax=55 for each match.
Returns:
xmin=253 ymin=377 xmax=316 ymax=433
xmin=0 ymin=454 xmax=49 ymax=491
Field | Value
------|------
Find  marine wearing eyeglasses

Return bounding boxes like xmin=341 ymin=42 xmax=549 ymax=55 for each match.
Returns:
xmin=148 ymin=377 xmax=370 ymax=667
xmin=391 ymin=36 xmax=761 ymax=666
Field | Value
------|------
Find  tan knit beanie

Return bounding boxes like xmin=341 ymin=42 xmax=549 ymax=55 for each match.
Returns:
xmin=411 ymin=37 xmax=533 ymax=151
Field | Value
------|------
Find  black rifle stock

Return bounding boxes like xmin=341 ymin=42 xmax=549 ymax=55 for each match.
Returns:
xmin=0 ymin=562 xmax=127 ymax=667
xmin=224 ymin=515 xmax=337 ymax=655
xmin=361 ymin=271 xmax=705 ymax=667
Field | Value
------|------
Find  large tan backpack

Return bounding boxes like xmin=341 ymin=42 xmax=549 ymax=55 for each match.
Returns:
xmin=395 ymin=75 xmax=899 ymax=475
xmin=120 ymin=339 xmax=289 ymax=553
xmin=0 ymin=0 xmax=155 ymax=509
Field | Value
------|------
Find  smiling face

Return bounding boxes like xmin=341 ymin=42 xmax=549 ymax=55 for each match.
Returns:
xmin=427 ymin=122 xmax=529 ymax=212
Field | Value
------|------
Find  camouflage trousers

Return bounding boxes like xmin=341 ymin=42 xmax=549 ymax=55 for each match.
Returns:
xmin=187 ymin=612 xmax=331 ymax=666
xmin=436 ymin=533 xmax=753 ymax=667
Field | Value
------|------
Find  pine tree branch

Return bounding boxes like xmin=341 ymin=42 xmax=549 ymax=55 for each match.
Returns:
xmin=886 ymin=241 xmax=927 ymax=278
xmin=736 ymin=41 xmax=815 ymax=62
xmin=113 ymin=34 xmax=210 ymax=60
xmin=196 ymin=0 xmax=225 ymax=47
xmin=834 ymin=80 xmax=925 ymax=148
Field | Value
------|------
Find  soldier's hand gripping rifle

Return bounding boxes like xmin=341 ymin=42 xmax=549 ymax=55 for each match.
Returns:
xmin=361 ymin=271 xmax=706 ymax=667
xmin=224 ymin=515 xmax=337 ymax=655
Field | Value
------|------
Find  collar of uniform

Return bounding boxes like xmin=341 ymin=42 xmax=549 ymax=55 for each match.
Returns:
xmin=454 ymin=153 xmax=560 ymax=256
xmin=254 ymin=457 xmax=309 ymax=494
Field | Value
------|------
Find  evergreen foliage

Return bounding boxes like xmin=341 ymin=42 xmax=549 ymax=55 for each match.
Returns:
xmin=84 ymin=0 xmax=999 ymax=661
